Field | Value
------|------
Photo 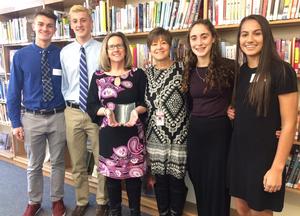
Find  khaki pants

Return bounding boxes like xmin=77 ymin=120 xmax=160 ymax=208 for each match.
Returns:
xmin=65 ymin=106 xmax=107 ymax=205
xmin=22 ymin=112 xmax=66 ymax=203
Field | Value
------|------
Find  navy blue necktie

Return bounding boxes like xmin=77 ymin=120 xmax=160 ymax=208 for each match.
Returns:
xmin=79 ymin=46 xmax=88 ymax=112
xmin=41 ymin=50 xmax=54 ymax=102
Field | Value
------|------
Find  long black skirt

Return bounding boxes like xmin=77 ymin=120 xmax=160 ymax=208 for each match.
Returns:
xmin=187 ymin=115 xmax=232 ymax=216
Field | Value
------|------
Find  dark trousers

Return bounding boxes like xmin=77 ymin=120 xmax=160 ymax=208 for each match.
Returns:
xmin=154 ymin=174 xmax=187 ymax=216
xmin=107 ymin=177 xmax=141 ymax=215
xmin=187 ymin=115 xmax=231 ymax=216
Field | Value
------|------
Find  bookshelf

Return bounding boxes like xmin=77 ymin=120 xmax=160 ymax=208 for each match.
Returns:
xmin=0 ymin=0 xmax=300 ymax=215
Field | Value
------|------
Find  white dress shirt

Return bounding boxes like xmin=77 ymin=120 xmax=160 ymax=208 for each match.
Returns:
xmin=61 ymin=38 xmax=101 ymax=103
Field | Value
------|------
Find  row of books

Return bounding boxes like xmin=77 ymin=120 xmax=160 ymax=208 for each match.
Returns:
xmin=275 ymin=37 xmax=300 ymax=74
xmin=0 ymin=1 xmax=108 ymax=43
xmin=53 ymin=1 xmax=108 ymax=40
xmin=129 ymin=39 xmax=297 ymax=70
xmin=208 ymin=0 xmax=300 ymax=25
xmin=129 ymin=38 xmax=188 ymax=69
xmin=1 ymin=1 xmax=300 ymax=44
xmin=52 ymin=10 xmax=72 ymax=40
xmin=92 ymin=0 xmax=107 ymax=36
xmin=286 ymin=145 xmax=300 ymax=189
xmin=218 ymin=37 xmax=300 ymax=74
xmin=110 ymin=0 xmax=203 ymax=33
xmin=3 ymin=38 xmax=298 ymax=73
xmin=0 ymin=17 xmax=30 ymax=44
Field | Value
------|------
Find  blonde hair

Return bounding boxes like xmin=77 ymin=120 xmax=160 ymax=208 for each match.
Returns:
xmin=99 ymin=32 xmax=133 ymax=72
xmin=68 ymin=5 xmax=92 ymax=18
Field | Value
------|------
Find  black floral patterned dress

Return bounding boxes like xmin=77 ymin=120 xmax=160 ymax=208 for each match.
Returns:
xmin=87 ymin=68 xmax=147 ymax=179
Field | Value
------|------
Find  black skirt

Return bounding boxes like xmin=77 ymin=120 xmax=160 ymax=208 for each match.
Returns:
xmin=187 ymin=115 xmax=232 ymax=216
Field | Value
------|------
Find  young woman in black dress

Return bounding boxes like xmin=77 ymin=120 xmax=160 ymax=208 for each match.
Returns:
xmin=182 ymin=19 xmax=234 ymax=216
xmin=227 ymin=15 xmax=298 ymax=216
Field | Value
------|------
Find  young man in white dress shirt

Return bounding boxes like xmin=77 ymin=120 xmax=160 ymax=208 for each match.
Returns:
xmin=60 ymin=5 xmax=108 ymax=216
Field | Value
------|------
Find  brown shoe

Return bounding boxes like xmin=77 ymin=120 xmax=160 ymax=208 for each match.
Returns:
xmin=71 ymin=204 xmax=89 ymax=216
xmin=52 ymin=199 xmax=66 ymax=216
xmin=23 ymin=203 xmax=41 ymax=216
xmin=96 ymin=204 xmax=109 ymax=216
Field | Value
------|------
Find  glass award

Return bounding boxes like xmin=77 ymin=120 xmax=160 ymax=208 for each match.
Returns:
xmin=114 ymin=103 xmax=136 ymax=124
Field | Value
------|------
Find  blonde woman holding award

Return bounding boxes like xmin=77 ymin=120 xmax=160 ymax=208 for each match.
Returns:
xmin=87 ymin=32 xmax=147 ymax=216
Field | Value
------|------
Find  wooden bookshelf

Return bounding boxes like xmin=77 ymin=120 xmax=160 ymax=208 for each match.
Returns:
xmin=0 ymin=149 xmax=14 ymax=159
xmin=0 ymin=0 xmax=300 ymax=215
xmin=0 ymin=0 xmax=43 ymax=15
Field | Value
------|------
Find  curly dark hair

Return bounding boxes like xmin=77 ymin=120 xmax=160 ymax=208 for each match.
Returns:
xmin=182 ymin=19 xmax=234 ymax=93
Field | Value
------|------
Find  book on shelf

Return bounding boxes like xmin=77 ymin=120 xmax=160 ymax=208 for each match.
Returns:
xmin=0 ymin=104 xmax=9 ymax=123
xmin=0 ymin=47 xmax=5 ymax=75
xmin=273 ymin=37 xmax=300 ymax=73
xmin=0 ymin=132 xmax=10 ymax=150
xmin=0 ymin=17 xmax=31 ymax=44
xmin=286 ymin=145 xmax=300 ymax=187
xmin=0 ymin=78 xmax=8 ymax=101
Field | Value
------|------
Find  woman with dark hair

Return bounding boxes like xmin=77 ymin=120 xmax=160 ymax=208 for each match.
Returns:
xmin=182 ymin=19 xmax=234 ymax=216
xmin=87 ymin=32 xmax=147 ymax=216
xmin=145 ymin=27 xmax=189 ymax=216
xmin=227 ymin=15 xmax=298 ymax=216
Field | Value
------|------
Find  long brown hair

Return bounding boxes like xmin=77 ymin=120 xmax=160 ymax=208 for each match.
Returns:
xmin=182 ymin=19 xmax=234 ymax=93
xmin=233 ymin=15 xmax=282 ymax=116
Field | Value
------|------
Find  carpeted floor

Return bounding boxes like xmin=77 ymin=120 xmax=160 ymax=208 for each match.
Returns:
xmin=0 ymin=160 xmax=150 ymax=216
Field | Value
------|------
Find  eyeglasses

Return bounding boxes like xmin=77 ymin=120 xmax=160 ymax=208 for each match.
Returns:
xmin=107 ymin=44 xmax=125 ymax=50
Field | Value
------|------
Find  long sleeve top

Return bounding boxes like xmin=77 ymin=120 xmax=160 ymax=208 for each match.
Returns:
xmin=7 ymin=43 xmax=65 ymax=128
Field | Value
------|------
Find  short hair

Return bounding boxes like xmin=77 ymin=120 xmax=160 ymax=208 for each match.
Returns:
xmin=99 ymin=32 xmax=133 ymax=71
xmin=69 ymin=5 xmax=92 ymax=19
xmin=34 ymin=8 xmax=57 ymax=22
xmin=147 ymin=27 xmax=172 ymax=48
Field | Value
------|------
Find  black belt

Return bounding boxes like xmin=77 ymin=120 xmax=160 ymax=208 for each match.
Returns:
xmin=66 ymin=101 xmax=80 ymax=109
xmin=24 ymin=107 xmax=65 ymax=115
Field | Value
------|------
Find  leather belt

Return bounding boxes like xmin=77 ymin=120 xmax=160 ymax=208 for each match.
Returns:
xmin=66 ymin=101 xmax=80 ymax=109
xmin=24 ymin=107 xmax=65 ymax=115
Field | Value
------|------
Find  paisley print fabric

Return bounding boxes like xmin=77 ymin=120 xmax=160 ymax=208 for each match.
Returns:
xmin=87 ymin=68 xmax=147 ymax=179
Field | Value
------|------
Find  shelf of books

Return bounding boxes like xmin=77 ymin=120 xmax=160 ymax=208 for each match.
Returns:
xmin=285 ymin=144 xmax=300 ymax=193
xmin=0 ymin=0 xmax=300 ymax=215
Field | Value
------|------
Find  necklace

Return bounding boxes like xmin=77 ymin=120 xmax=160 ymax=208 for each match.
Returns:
xmin=111 ymin=70 xmax=130 ymax=86
xmin=114 ymin=76 xmax=121 ymax=86
xmin=195 ymin=67 xmax=206 ymax=82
